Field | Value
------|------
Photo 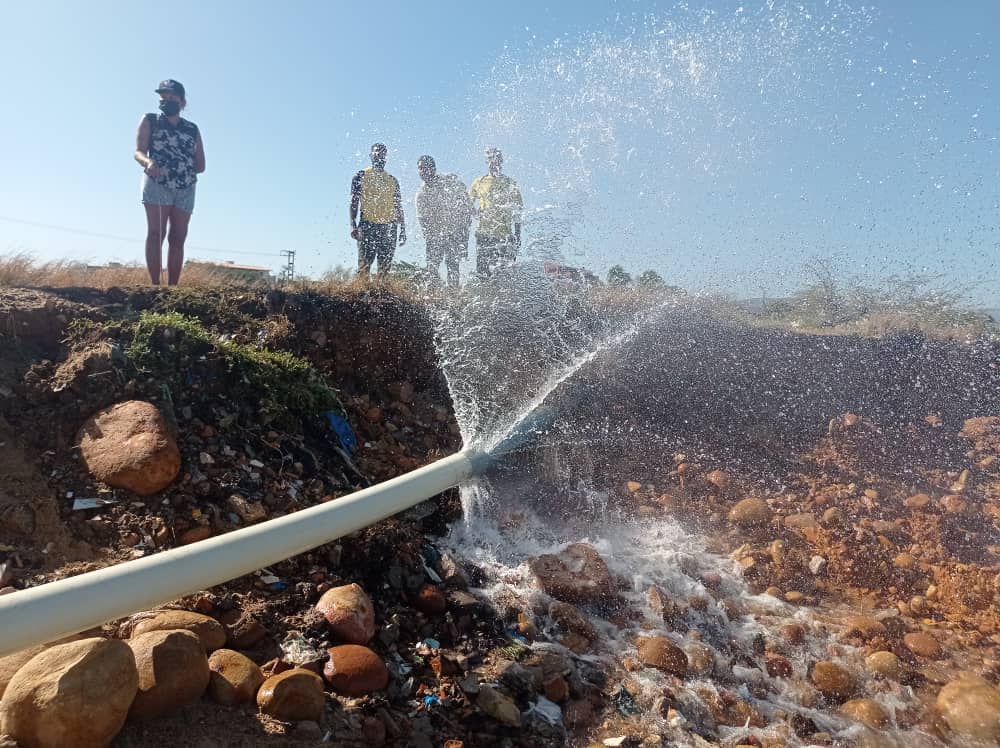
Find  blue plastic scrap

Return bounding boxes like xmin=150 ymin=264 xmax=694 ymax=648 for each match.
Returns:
xmin=324 ymin=411 xmax=357 ymax=454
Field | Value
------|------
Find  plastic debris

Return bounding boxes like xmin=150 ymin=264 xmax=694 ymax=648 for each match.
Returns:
xmin=603 ymin=738 xmax=628 ymax=747
xmin=612 ymin=684 xmax=641 ymax=717
xmin=280 ymin=632 xmax=323 ymax=665
xmin=324 ymin=411 xmax=357 ymax=454
xmin=72 ymin=498 xmax=117 ymax=511
xmin=422 ymin=694 xmax=441 ymax=708
xmin=525 ymin=696 xmax=563 ymax=726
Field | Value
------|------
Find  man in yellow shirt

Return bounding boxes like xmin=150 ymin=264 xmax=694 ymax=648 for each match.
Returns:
xmin=350 ymin=143 xmax=406 ymax=279
xmin=469 ymin=148 xmax=522 ymax=277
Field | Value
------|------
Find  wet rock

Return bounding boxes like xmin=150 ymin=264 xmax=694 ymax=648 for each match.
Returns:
xmin=781 ymin=624 xmax=806 ymax=646
xmin=936 ymin=675 xmax=1000 ymax=744
xmin=412 ymin=584 xmax=447 ymax=615
xmin=543 ymin=676 xmax=569 ymax=704
xmin=684 ymin=641 xmax=715 ymax=676
xmin=766 ymin=653 xmax=793 ymax=678
xmin=728 ymin=498 xmax=771 ymax=527
xmin=128 ymin=629 xmax=210 ymax=719
xmin=529 ymin=543 xmax=613 ymax=603
xmin=549 ymin=601 xmax=596 ymax=640
xmin=77 ymin=401 xmax=180 ymax=496
xmin=904 ymin=493 xmax=931 ymax=510
xmin=477 ymin=686 xmax=522 ymax=728
xmin=131 ymin=610 xmax=226 ymax=652
xmin=809 ymin=661 xmax=857 ymax=703
xmin=207 ymin=649 xmax=265 ymax=705
xmin=438 ymin=553 xmax=469 ymax=589
xmin=844 ymin=617 xmax=887 ymax=642
xmin=500 ymin=662 xmax=543 ymax=699
xmin=257 ymin=668 xmax=326 ymax=722
xmin=636 ymin=636 xmax=687 ymax=677
xmin=0 ymin=638 xmax=137 ymax=748
xmin=903 ymin=632 xmax=943 ymax=659
xmin=315 ymin=583 xmax=375 ymax=645
xmin=295 ymin=721 xmax=323 ymax=740
xmin=822 ymin=507 xmax=846 ymax=525
xmin=706 ymin=470 xmax=730 ymax=491
xmin=362 ymin=715 xmax=387 ymax=745
xmin=785 ymin=513 xmax=818 ymax=529
xmin=647 ymin=586 xmax=676 ymax=620
xmin=322 ymin=645 xmax=388 ymax=696
xmin=865 ymin=651 xmax=902 ymax=680
xmin=841 ymin=698 xmax=890 ymax=729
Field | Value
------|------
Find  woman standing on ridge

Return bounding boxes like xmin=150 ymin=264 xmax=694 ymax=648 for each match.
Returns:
xmin=133 ymin=79 xmax=205 ymax=285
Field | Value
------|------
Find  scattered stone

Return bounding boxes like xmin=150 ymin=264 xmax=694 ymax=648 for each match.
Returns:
xmin=841 ymin=699 xmax=890 ymax=729
xmin=808 ymin=555 xmax=827 ymax=575
xmin=904 ymin=632 xmax=943 ymax=659
xmin=0 ymin=645 xmax=49 ymax=700
xmin=936 ymin=675 xmax=1000 ymax=744
xmin=476 ymin=686 xmax=522 ymax=728
xmin=257 ymin=668 xmax=326 ymax=722
xmin=207 ymin=649 xmax=265 ymax=705
xmin=785 ymin=513 xmax=818 ymax=529
xmin=295 ymin=721 xmax=323 ymax=740
xmin=438 ymin=553 xmax=469 ymax=589
xmin=647 ymin=586 xmax=675 ymax=620
xmin=543 ymin=676 xmax=569 ymax=703
xmin=218 ymin=610 xmax=267 ymax=650
xmin=178 ymin=525 xmax=212 ymax=545
xmin=809 ymin=661 xmax=857 ymax=703
xmin=413 ymin=584 xmax=447 ymax=615
xmin=323 ymin=645 xmax=389 ymax=696
xmin=225 ymin=494 xmax=267 ymax=524
xmin=0 ymin=638 xmax=138 ymax=748
xmin=939 ymin=494 xmax=969 ymax=514
xmin=822 ymin=507 xmax=845 ymax=525
xmin=131 ymin=610 xmax=226 ymax=652
xmin=529 ymin=543 xmax=614 ymax=603
xmin=315 ymin=583 xmax=376 ymax=645
xmin=844 ymin=617 xmax=887 ymax=642
xmin=636 ymin=636 xmax=687 ymax=677
xmin=904 ymin=493 xmax=931 ymax=510
xmin=77 ymin=401 xmax=181 ymax=496
xmin=129 ymin=629 xmax=210 ymax=720
xmin=728 ymin=498 xmax=771 ymax=527
xmin=865 ymin=651 xmax=902 ymax=680
xmin=706 ymin=470 xmax=730 ymax=491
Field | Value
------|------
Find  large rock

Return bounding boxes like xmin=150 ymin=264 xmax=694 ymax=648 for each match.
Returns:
xmin=315 ymin=583 xmax=375 ymax=645
xmin=841 ymin=698 xmax=890 ymax=729
xmin=131 ymin=610 xmax=226 ymax=652
xmin=322 ymin=645 xmax=389 ymax=696
xmin=128 ymin=629 xmax=210 ymax=719
xmin=636 ymin=636 xmax=688 ymax=677
xmin=0 ymin=646 xmax=47 ymax=700
xmin=207 ymin=649 xmax=265 ymax=705
xmin=728 ymin=498 xmax=771 ymax=527
xmin=477 ymin=686 xmax=522 ymax=728
xmin=257 ymin=669 xmax=325 ymax=722
xmin=936 ymin=675 xmax=1000 ymax=744
xmin=77 ymin=401 xmax=180 ymax=496
xmin=528 ymin=544 xmax=613 ymax=604
xmin=0 ymin=638 xmax=138 ymax=748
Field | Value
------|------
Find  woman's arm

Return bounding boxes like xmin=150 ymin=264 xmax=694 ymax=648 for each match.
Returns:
xmin=194 ymin=129 xmax=206 ymax=174
xmin=134 ymin=117 xmax=160 ymax=177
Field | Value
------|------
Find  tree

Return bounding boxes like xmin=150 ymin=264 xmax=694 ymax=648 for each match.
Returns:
xmin=637 ymin=270 xmax=665 ymax=289
xmin=607 ymin=264 xmax=632 ymax=288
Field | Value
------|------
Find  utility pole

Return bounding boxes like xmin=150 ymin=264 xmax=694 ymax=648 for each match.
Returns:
xmin=279 ymin=250 xmax=296 ymax=285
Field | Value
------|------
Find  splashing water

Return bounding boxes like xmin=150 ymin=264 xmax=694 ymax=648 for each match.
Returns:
xmin=424 ymin=3 xmax=997 ymax=746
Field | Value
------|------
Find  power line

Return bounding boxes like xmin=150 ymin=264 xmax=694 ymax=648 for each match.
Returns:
xmin=0 ymin=214 xmax=279 ymax=259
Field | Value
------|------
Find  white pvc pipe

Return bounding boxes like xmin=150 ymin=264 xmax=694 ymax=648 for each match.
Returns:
xmin=0 ymin=450 xmax=481 ymax=657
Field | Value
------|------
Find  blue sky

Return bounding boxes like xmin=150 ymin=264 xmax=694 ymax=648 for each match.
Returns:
xmin=1 ymin=1 xmax=997 ymax=305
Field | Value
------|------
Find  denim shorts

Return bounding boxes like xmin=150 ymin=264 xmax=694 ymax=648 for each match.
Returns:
xmin=141 ymin=176 xmax=196 ymax=213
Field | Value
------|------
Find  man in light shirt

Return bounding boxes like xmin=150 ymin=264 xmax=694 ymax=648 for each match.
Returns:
xmin=415 ymin=155 xmax=472 ymax=287
xmin=469 ymin=148 xmax=523 ymax=277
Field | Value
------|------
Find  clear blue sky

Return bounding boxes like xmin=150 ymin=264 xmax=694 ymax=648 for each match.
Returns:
xmin=1 ymin=1 xmax=997 ymax=305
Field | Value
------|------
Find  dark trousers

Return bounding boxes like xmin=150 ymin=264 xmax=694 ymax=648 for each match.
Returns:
xmin=476 ymin=235 xmax=516 ymax=277
xmin=358 ymin=221 xmax=397 ymax=278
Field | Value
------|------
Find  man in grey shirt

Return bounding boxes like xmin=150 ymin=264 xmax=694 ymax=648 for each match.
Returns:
xmin=415 ymin=155 xmax=472 ymax=287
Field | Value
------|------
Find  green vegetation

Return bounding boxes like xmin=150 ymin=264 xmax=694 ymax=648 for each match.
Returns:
xmin=127 ymin=311 xmax=343 ymax=426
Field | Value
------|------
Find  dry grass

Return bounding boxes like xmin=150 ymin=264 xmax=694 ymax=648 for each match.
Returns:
xmin=0 ymin=252 xmax=255 ymax=290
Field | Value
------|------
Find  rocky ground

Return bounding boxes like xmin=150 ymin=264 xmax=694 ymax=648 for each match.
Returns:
xmin=0 ymin=285 xmax=998 ymax=747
